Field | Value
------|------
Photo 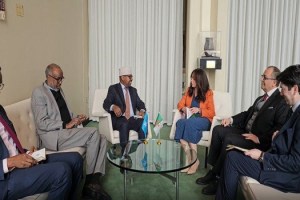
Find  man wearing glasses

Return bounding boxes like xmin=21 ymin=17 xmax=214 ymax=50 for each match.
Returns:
xmin=31 ymin=63 xmax=111 ymax=200
xmin=196 ymin=66 xmax=290 ymax=196
xmin=0 ymin=66 xmax=83 ymax=199
xmin=103 ymin=67 xmax=147 ymax=152
xmin=216 ymin=64 xmax=300 ymax=199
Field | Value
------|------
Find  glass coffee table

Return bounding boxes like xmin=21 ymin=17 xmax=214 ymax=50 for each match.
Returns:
xmin=107 ymin=139 xmax=197 ymax=200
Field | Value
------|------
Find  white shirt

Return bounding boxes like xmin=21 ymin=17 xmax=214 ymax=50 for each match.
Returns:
xmin=292 ymin=100 xmax=300 ymax=113
xmin=0 ymin=122 xmax=19 ymax=173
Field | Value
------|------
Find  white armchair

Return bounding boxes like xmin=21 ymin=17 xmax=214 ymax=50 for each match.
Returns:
xmin=4 ymin=98 xmax=86 ymax=200
xmin=169 ymin=90 xmax=232 ymax=168
xmin=92 ymin=89 xmax=152 ymax=144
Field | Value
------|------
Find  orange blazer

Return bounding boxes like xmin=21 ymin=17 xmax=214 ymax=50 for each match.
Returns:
xmin=177 ymin=89 xmax=215 ymax=122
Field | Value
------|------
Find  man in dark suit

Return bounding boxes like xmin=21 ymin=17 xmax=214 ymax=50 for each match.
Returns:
xmin=0 ymin=67 xmax=83 ymax=200
xmin=196 ymin=66 xmax=290 ymax=195
xmin=103 ymin=67 xmax=146 ymax=150
xmin=216 ymin=64 xmax=300 ymax=200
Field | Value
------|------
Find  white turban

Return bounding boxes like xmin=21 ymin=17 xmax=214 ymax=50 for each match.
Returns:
xmin=119 ymin=67 xmax=132 ymax=76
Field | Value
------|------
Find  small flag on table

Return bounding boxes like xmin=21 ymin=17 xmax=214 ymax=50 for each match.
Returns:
xmin=141 ymin=152 xmax=148 ymax=171
xmin=153 ymin=153 xmax=162 ymax=171
xmin=153 ymin=113 xmax=164 ymax=136
xmin=141 ymin=113 xmax=148 ymax=138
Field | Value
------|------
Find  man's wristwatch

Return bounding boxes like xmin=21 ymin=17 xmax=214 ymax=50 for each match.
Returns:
xmin=140 ymin=109 xmax=146 ymax=113
xmin=258 ymin=152 xmax=264 ymax=162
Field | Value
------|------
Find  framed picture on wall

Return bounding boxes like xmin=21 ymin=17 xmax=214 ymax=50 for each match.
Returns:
xmin=0 ymin=0 xmax=6 ymax=21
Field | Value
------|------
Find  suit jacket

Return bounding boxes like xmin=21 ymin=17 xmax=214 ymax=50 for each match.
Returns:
xmin=0 ymin=105 xmax=31 ymax=199
xmin=232 ymin=89 xmax=289 ymax=151
xmin=31 ymin=83 xmax=74 ymax=150
xmin=259 ymin=104 xmax=300 ymax=192
xmin=103 ymin=83 xmax=146 ymax=125
xmin=177 ymin=89 xmax=215 ymax=122
xmin=0 ymin=105 xmax=15 ymax=199
xmin=0 ymin=104 xmax=82 ymax=199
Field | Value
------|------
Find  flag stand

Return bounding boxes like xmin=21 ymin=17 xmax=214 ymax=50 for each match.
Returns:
xmin=154 ymin=112 xmax=163 ymax=145
xmin=157 ymin=130 xmax=161 ymax=145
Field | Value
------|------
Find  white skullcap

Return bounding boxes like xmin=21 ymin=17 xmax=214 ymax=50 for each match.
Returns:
xmin=119 ymin=67 xmax=132 ymax=76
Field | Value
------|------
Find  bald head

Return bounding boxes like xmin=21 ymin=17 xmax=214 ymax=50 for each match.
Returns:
xmin=45 ymin=63 xmax=62 ymax=77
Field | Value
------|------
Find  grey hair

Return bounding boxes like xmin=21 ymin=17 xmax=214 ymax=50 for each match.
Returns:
xmin=45 ymin=63 xmax=61 ymax=77
xmin=267 ymin=66 xmax=281 ymax=86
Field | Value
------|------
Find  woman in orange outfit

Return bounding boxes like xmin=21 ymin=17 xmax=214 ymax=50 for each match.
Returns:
xmin=175 ymin=68 xmax=215 ymax=174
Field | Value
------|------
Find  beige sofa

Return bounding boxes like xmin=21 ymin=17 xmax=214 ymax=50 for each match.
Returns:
xmin=240 ymin=176 xmax=300 ymax=200
xmin=4 ymin=98 xmax=85 ymax=200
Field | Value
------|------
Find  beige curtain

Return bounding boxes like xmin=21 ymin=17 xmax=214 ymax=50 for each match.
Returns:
xmin=88 ymin=0 xmax=183 ymax=124
xmin=227 ymin=0 xmax=300 ymax=114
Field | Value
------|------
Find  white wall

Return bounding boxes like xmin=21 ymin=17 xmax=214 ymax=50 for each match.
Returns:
xmin=0 ymin=0 xmax=88 ymax=114
xmin=185 ymin=0 xmax=229 ymax=91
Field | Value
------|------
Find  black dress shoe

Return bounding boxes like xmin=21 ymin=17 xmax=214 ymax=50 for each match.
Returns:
xmin=82 ymin=183 xmax=112 ymax=200
xmin=196 ymin=170 xmax=216 ymax=185
xmin=81 ymin=195 xmax=93 ymax=200
xmin=201 ymin=179 xmax=219 ymax=195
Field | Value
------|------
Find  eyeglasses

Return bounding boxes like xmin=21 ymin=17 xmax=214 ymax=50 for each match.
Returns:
xmin=0 ymin=83 xmax=4 ymax=90
xmin=124 ymin=75 xmax=133 ymax=79
xmin=48 ymin=74 xmax=64 ymax=82
xmin=261 ymin=75 xmax=276 ymax=81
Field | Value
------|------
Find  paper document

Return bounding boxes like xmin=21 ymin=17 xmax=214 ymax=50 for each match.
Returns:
xmin=186 ymin=108 xmax=200 ymax=119
xmin=28 ymin=148 xmax=46 ymax=162
xmin=186 ymin=108 xmax=192 ymax=119
xmin=226 ymin=145 xmax=249 ymax=152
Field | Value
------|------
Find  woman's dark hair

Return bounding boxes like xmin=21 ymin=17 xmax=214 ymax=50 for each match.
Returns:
xmin=277 ymin=65 xmax=300 ymax=93
xmin=188 ymin=68 xmax=210 ymax=102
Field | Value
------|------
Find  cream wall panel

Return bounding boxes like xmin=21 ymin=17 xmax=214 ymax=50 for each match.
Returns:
xmin=185 ymin=0 xmax=229 ymax=91
xmin=0 ymin=0 xmax=88 ymax=114
xmin=214 ymin=0 xmax=229 ymax=91
xmin=185 ymin=0 xmax=201 ymax=84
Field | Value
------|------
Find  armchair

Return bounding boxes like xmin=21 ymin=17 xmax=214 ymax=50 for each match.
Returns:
xmin=169 ymin=90 xmax=232 ymax=168
xmin=92 ymin=89 xmax=152 ymax=144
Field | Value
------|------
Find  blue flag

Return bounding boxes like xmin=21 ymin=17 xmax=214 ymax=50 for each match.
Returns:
xmin=141 ymin=152 xmax=148 ymax=171
xmin=141 ymin=113 xmax=148 ymax=138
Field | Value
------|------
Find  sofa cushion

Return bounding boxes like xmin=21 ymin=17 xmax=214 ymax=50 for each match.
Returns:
xmin=240 ymin=176 xmax=300 ymax=200
xmin=19 ymin=193 xmax=48 ymax=200
xmin=4 ymin=98 xmax=86 ymax=200
xmin=4 ymin=99 xmax=37 ymax=149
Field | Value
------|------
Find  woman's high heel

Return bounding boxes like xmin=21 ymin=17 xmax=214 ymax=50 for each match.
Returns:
xmin=181 ymin=167 xmax=190 ymax=173
xmin=187 ymin=159 xmax=199 ymax=175
xmin=181 ymin=145 xmax=191 ymax=173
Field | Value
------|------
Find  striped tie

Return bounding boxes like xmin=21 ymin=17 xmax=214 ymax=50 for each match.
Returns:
xmin=0 ymin=116 xmax=25 ymax=154
xmin=263 ymin=93 xmax=268 ymax=101
xmin=125 ymin=88 xmax=130 ymax=119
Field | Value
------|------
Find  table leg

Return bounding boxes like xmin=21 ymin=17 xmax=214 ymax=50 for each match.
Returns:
xmin=124 ymin=169 xmax=127 ymax=200
xmin=175 ymin=171 xmax=179 ymax=200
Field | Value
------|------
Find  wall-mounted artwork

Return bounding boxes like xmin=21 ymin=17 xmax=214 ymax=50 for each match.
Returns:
xmin=0 ymin=0 xmax=5 ymax=21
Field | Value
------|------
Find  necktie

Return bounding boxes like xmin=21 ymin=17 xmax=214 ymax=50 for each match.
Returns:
xmin=287 ymin=108 xmax=293 ymax=119
xmin=263 ymin=93 xmax=268 ymax=101
xmin=247 ymin=94 xmax=268 ymax=131
xmin=0 ymin=116 xmax=25 ymax=154
xmin=125 ymin=88 xmax=130 ymax=119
